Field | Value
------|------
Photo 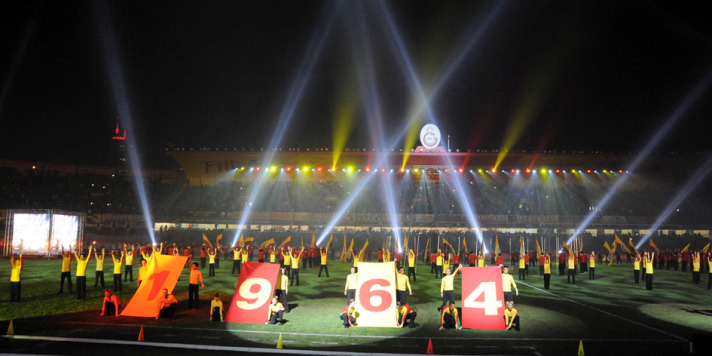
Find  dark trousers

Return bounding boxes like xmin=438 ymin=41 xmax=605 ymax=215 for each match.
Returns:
xmin=567 ymin=270 xmax=576 ymax=283
xmin=189 ymin=283 xmax=199 ymax=308
xmin=682 ymin=261 xmax=688 ymax=272
xmin=113 ymin=273 xmax=122 ymax=291
xmin=341 ymin=313 xmax=356 ymax=327
xmin=104 ymin=301 xmax=119 ymax=316
xmin=269 ymin=311 xmax=284 ymax=324
xmin=76 ymin=276 xmax=87 ymax=299
xmin=396 ymin=290 xmax=407 ymax=306
xmin=435 ymin=265 xmax=443 ymax=279
xmin=408 ymin=266 xmax=416 ymax=281
xmin=60 ymin=271 xmax=73 ymax=292
xmin=539 ymin=265 xmax=544 ymax=276
xmin=200 ymin=257 xmax=206 ymax=268
xmin=441 ymin=290 xmax=455 ymax=308
xmin=215 ymin=258 xmax=220 ymax=269
xmin=558 ymin=264 xmax=565 ymax=275
xmin=302 ymin=258 xmax=307 ymax=269
xmin=277 ymin=289 xmax=289 ymax=313
xmin=290 ymin=269 xmax=300 ymax=286
xmin=209 ymin=264 xmax=215 ymax=276
xmin=442 ymin=313 xmax=457 ymax=329
xmin=430 ymin=263 xmax=435 ymax=274
xmin=399 ymin=311 xmax=417 ymax=327
xmin=634 ymin=269 xmax=640 ymax=284
xmin=10 ymin=281 xmax=21 ymax=302
xmin=693 ymin=271 xmax=700 ymax=284
xmin=708 ymin=273 xmax=712 ymax=290
xmin=646 ymin=274 xmax=653 ymax=290
xmin=518 ymin=269 xmax=526 ymax=280
xmin=588 ymin=267 xmax=595 ymax=280
xmin=158 ymin=303 xmax=177 ymax=318
xmin=346 ymin=289 xmax=355 ymax=305
xmin=544 ymin=274 xmax=550 ymax=289
xmin=94 ymin=271 xmax=105 ymax=287
xmin=232 ymin=261 xmax=241 ymax=274
xmin=124 ymin=265 xmax=133 ymax=282
xmin=318 ymin=265 xmax=329 ymax=277
xmin=507 ymin=315 xmax=521 ymax=330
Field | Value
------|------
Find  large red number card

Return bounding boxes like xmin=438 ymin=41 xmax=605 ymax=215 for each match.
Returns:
xmin=461 ymin=266 xmax=505 ymax=330
xmin=355 ymin=262 xmax=396 ymax=327
xmin=225 ymin=262 xmax=280 ymax=324
xmin=121 ymin=254 xmax=188 ymax=317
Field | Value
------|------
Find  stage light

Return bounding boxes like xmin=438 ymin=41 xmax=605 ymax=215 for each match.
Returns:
xmin=619 ymin=170 xmax=623 ymax=173
xmin=400 ymin=168 xmax=405 ymax=173
xmin=270 ymin=166 xmax=277 ymax=172
xmin=526 ymin=168 xmax=531 ymax=174
xmin=414 ymin=168 xmax=419 ymax=173
xmin=491 ymin=168 xmax=496 ymax=173
xmin=317 ymin=167 xmax=322 ymax=172
xmin=587 ymin=169 xmax=591 ymax=173
xmin=249 ymin=167 xmax=254 ymax=171
xmin=365 ymin=167 xmax=370 ymax=172
xmin=444 ymin=169 xmax=448 ymax=173
xmin=347 ymin=167 xmax=353 ymax=173
xmin=256 ymin=167 xmax=261 ymax=171
xmin=555 ymin=169 xmax=560 ymax=173
xmin=540 ymin=169 xmax=546 ymax=174
xmin=406 ymin=169 xmax=410 ymax=173
xmin=478 ymin=169 xmax=483 ymax=173
xmin=511 ymin=169 xmax=515 ymax=173
xmin=458 ymin=168 xmax=464 ymax=173
xmin=382 ymin=168 xmax=386 ymax=173
xmin=286 ymin=167 xmax=292 ymax=172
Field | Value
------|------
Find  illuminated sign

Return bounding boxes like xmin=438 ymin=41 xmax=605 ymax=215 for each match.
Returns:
xmin=419 ymin=124 xmax=441 ymax=150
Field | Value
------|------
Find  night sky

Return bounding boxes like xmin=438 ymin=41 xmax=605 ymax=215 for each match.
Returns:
xmin=1 ymin=0 xmax=711 ymax=167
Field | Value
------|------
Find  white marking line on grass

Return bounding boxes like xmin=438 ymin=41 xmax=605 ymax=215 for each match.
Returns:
xmin=1 ymin=335 xmax=477 ymax=356
xmin=38 ymin=321 xmax=685 ymax=343
xmin=519 ymin=281 xmax=688 ymax=342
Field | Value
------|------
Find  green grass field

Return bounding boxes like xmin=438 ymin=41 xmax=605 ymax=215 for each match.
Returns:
xmin=2 ymin=257 xmax=711 ymax=355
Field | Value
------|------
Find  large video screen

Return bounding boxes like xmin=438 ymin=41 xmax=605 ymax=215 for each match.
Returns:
xmin=12 ymin=213 xmax=51 ymax=255
xmin=51 ymin=214 xmax=79 ymax=253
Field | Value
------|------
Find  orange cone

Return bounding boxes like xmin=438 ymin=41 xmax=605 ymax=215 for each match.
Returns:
xmin=427 ymin=337 xmax=433 ymax=354
xmin=138 ymin=326 xmax=144 ymax=341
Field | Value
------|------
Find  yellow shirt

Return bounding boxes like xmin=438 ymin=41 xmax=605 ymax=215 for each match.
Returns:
xmin=270 ymin=251 xmax=276 ymax=263
xmin=61 ymin=254 xmax=72 ymax=272
xmin=692 ymin=257 xmax=700 ymax=272
xmin=267 ymin=302 xmax=284 ymax=319
xmin=75 ymin=246 xmax=92 ymax=277
xmin=95 ymin=252 xmax=105 ymax=271
xmin=291 ymin=253 xmax=301 ymax=269
xmin=436 ymin=254 xmax=443 ymax=266
xmin=478 ymin=256 xmax=485 ymax=267
xmin=125 ymin=251 xmax=134 ymax=265
xmin=10 ymin=256 xmax=22 ymax=282
xmin=502 ymin=273 xmax=517 ymax=292
xmin=241 ymin=251 xmax=249 ymax=264
xmin=276 ymin=274 xmax=289 ymax=292
xmin=645 ymin=257 xmax=654 ymax=274
xmin=544 ymin=258 xmax=551 ymax=274
xmin=282 ymin=251 xmax=291 ymax=265
xmin=504 ymin=307 xmax=518 ymax=327
xmin=344 ymin=273 xmax=358 ymax=291
xmin=351 ymin=251 xmax=360 ymax=267
xmin=408 ymin=252 xmax=415 ymax=267
xmin=112 ymin=254 xmax=123 ymax=274
xmin=589 ymin=257 xmax=595 ymax=268
xmin=440 ymin=306 xmax=459 ymax=327
xmin=518 ymin=257 xmax=526 ymax=269
xmin=233 ymin=248 xmax=241 ymax=260
xmin=634 ymin=257 xmax=641 ymax=270
xmin=396 ymin=273 xmax=411 ymax=293
xmin=321 ymin=252 xmax=328 ymax=265
xmin=208 ymin=252 xmax=216 ymax=264
xmin=567 ymin=256 xmax=575 ymax=269
xmin=440 ymin=267 xmax=461 ymax=293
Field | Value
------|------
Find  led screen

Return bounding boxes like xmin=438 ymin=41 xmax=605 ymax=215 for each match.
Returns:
xmin=51 ymin=214 xmax=79 ymax=252
xmin=12 ymin=213 xmax=50 ymax=254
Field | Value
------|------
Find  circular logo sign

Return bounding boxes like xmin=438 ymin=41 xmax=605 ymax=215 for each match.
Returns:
xmin=419 ymin=124 xmax=441 ymax=150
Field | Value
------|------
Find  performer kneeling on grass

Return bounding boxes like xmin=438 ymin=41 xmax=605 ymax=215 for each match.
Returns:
xmin=210 ymin=293 xmax=224 ymax=322
xmin=265 ymin=297 xmax=285 ymax=325
xmin=504 ymin=301 xmax=520 ymax=331
xmin=340 ymin=300 xmax=357 ymax=328
xmin=396 ymin=302 xmax=417 ymax=328
xmin=100 ymin=289 xmax=121 ymax=316
xmin=439 ymin=301 xmax=462 ymax=330
xmin=156 ymin=288 xmax=178 ymax=319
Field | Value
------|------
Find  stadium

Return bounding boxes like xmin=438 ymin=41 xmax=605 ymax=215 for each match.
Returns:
xmin=2 ymin=1 xmax=712 ymax=355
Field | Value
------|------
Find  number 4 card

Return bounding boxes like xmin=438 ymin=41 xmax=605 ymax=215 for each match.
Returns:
xmin=225 ymin=262 xmax=280 ymax=324
xmin=461 ymin=266 xmax=506 ymax=330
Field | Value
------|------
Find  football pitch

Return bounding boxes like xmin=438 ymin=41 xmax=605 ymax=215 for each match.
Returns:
xmin=2 ymin=258 xmax=711 ymax=355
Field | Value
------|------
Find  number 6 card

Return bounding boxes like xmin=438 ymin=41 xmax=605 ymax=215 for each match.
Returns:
xmin=355 ymin=262 xmax=397 ymax=327
xmin=226 ymin=262 xmax=280 ymax=323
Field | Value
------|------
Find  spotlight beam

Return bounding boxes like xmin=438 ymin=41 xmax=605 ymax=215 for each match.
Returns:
xmin=637 ymin=154 xmax=712 ymax=249
xmin=567 ymin=72 xmax=712 ymax=245
xmin=232 ymin=2 xmax=341 ymax=246
xmin=93 ymin=1 xmax=155 ymax=244
xmin=317 ymin=1 xmax=508 ymax=246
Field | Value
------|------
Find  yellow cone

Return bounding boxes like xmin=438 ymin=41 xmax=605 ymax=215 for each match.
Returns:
xmin=578 ymin=340 xmax=584 ymax=356
xmin=276 ymin=333 xmax=283 ymax=349
xmin=7 ymin=320 xmax=14 ymax=335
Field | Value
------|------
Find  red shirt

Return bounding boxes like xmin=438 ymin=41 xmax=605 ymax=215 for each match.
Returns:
xmin=468 ymin=254 xmax=476 ymax=264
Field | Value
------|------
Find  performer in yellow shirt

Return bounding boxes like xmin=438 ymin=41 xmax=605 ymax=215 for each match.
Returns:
xmin=396 ymin=267 xmax=412 ymax=305
xmin=543 ymin=254 xmax=552 ymax=290
xmin=340 ymin=300 xmax=357 ymax=328
xmin=210 ymin=293 xmax=224 ymax=321
xmin=440 ymin=264 xmax=462 ymax=308
xmin=269 ymin=247 xmax=276 ymax=264
xmin=645 ymin=252 xmax=655 ymax=290
xmin=435 ymin=250 xmax=444 ymax=279
xmin=281 ymin=248 xmax=292 ymax=277
xmin=350 ymin=249 xmax=361 ymax=272
xmin=124 ymin=244 xmax=135 ymax=282
xmin=633 ymin=253 xmax=641 ymax=284
xmin=188 ymin=262 xmax=205 ymax=309
xmin=59 ymin=245 xmax=73 ymax=294
xmin=208 ymin=248 xmax=217 ymax=277
xmin=407 ymin=249 xmax=416 ymax=281
xmin=290 ymin=247 xmax=304 ymax=286
xmin=275 ymin=268 xmax=290 ymax=313
xmin=232 ymin=245 xmax=242 ymax=274
xmin=588 ymin=251 xmax=596 ymax=280
xmin=439 ymin=301 xmax=461 ymax=330
xmin=265 ymin=297 xmax=285 ymax=325
xmin=502 ymin=265 xmax=519 ymax=302
xmin=344 ymin=267 xmax=358 ymax=305
xmin=395 ymin=302 xmax=417 ymax=328
xmin=10 ymin=253 xmax=23 ymax=302
xmin=518 ymin=254 xmax=526 ymax=280
xmin=111 ymin=250 xmax=124 ymax=292
xmin=75 ymin=245 xmax=93 ymax=299
xmin=93 ymin=248 xmax=106 ymax=288
xmin=567 ymin=253 xmax=576 ymax=284
xmin=318 ymin=247 xmax=329 ymax=277
xmin=504 ymin=301 xmax=520 ymax=331
xmin=692 ymin=252 xmax=701 ymax=285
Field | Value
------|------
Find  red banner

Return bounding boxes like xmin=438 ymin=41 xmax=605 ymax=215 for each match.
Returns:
xmin=461 ymin=266 xmax=505 ymax=330
xmin=121 ymin=254 xmax=188 ymax=317
xmin=355 ymin=262 xmax=397 ymax=327
xmin=225 ymin=262 xmax=280 ymax=324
